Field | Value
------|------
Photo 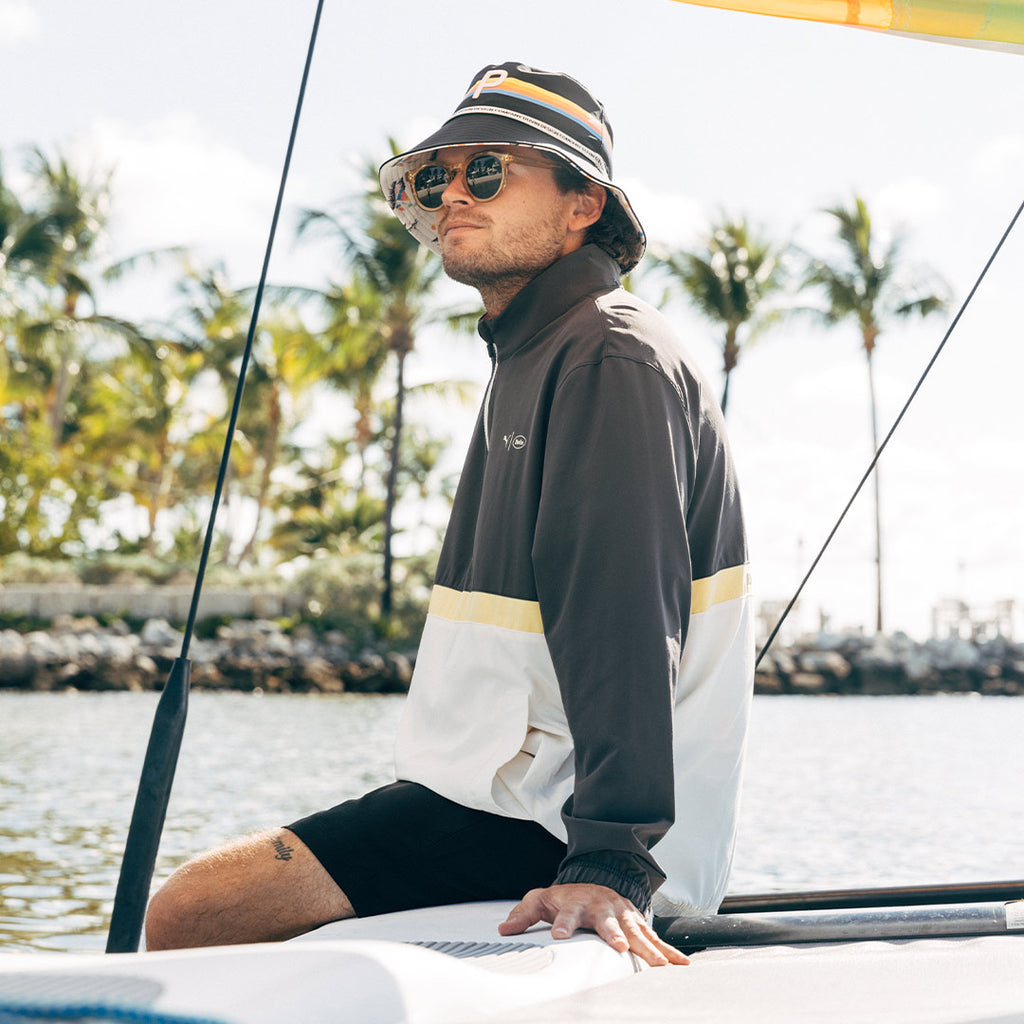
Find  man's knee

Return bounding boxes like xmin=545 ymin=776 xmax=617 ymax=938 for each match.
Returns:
xmin=144 ymin=847 xmax=230 ymax=951
xmin=144 ymin=871 xmax=192 ymax=951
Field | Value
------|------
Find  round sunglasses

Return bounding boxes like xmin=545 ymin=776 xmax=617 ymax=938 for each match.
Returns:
xmin=404 ymin=151 xmax=557 ymax=211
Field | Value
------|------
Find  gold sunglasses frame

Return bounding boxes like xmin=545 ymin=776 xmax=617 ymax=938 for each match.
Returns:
xmin=404 ymin=151 xmax=557 ymax=211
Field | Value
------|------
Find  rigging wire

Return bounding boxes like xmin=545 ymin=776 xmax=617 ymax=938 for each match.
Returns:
xmin=180 ymin=0 xmax=325 ymax=657
xmin=105 ymin=0 xmax=326 ymax=955
xmin=756 ymin=196 xmax=1024 ymax=667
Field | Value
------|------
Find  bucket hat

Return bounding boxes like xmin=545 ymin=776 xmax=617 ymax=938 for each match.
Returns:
xmin=378 ymin=62 xmax=645 ymax=272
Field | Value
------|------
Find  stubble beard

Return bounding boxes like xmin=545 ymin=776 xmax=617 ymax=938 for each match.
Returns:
xmin=440 ymin=217 xmax=568 ymax=312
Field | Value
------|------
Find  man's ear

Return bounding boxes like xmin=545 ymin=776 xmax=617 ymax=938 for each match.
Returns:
xmin=570 ymin=182 xmax=607 ymax=231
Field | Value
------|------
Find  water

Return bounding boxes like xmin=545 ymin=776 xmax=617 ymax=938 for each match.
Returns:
xmin=2 ymin=692 xmax=1022 ymax=953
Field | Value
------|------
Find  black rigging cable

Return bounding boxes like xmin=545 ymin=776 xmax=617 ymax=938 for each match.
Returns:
xmin=105 ymin=0 xmax=326 ymax=954
xmin=757 ymin=197 xmax=1024 ymax=667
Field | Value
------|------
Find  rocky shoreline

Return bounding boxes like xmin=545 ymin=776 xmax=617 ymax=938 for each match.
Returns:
xmin=1 ymin=616 xmax=1022 ymax=695
xmin=0 ymin=616 xmax=414 ymax=694
xmin=756 ymin=631 xmax=1024 ymax=696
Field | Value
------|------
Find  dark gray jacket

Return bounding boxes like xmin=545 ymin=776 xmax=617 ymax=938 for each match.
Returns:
xmin=396 ymin=245 xmax=754 ymax=916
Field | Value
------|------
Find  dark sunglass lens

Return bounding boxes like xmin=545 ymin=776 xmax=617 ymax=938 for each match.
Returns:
xmin=465 ymin=155 xmax=504 ymax=200
xmin=412 ymin=164 xmax=450 ymax=209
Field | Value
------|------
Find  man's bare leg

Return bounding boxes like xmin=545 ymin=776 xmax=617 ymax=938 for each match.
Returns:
xmin=144 ymin=828 xmax=354 ymax=951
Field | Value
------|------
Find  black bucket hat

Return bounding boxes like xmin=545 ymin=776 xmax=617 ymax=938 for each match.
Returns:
xmin=378 ymin=62 xmax=646 ymax=272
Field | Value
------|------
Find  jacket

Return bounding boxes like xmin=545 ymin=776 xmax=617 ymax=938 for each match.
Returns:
xmin=395 ymin=244 xmax=754 ymax=916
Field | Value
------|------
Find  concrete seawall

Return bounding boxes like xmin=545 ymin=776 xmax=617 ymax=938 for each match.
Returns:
xmin=0 ymin=583 xmax=305 ymax=622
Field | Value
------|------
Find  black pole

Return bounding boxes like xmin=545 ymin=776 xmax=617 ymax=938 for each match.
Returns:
xmin=105 ymin=0 xmax=325 ymax=954
xmin=718 ymin=879 xmax=1024 ymax=914
xmin=105 ymin=658 xmax=190 ymax=953
xmin=658 ymin=901 xmax=1017 ymax=950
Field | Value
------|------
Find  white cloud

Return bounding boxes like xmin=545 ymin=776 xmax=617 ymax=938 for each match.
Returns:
xmin=874 ymin=178 xmax=946 ymax=231
xmin=80 ymin=114 xmax=280 ymax=280
xmin=0 ymin=1 xmax=39 ymax=44
xmin=969 ymin=134 xmax=1024 ymax=182
xmin=626 ymin=178 xmax=706 ymax=249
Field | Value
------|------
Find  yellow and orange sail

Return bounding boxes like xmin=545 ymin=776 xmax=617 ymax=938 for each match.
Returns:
xmin=668 ymin=0 xmax=1024 ymax=53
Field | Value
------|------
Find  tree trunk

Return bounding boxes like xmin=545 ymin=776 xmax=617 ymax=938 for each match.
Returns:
xmin=48 ymin=293 xmax=81 ymax=445
xmin=381 ymin=350 xmax=406 ymax=621
xmin=236 ymin=386 xmax=282 ymax=568
xmin=865 ymin=343 xmax=884 ymax=634
xmin=720 ymin=325 xmax=739 ymax=417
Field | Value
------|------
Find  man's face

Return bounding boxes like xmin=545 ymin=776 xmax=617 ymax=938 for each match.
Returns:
xmin=427 ymin=145 xmax=594 ymax=293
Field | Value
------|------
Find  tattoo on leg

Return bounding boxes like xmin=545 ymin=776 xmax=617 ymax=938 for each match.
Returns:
xmin=270 ymin=835 xmax=295 ymax=862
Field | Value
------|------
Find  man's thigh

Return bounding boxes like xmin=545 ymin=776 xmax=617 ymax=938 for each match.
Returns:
xmin=145 ymin=827 xmax=352 ymax=949
xmin=288 ymin=780 xmax=567 ymax=917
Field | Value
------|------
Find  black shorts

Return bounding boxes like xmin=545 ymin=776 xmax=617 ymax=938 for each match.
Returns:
xmin=286 ymin=781 xmax=567 ymax=918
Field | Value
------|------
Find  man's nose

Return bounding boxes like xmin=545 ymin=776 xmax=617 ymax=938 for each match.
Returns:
xmin=441 ymin=167 xmax=473 ymax=206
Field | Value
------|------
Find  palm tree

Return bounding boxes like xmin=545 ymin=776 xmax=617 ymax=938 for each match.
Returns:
xmin=295 ymin=146 xmax=473 ymax=621
xmin=2 ymin=150 xmax=170 ymax=552
xmin=1 ymin=154 xmax=61 ymax=316
xmin=10 ymin=148 xmax=180 ymax=448
xmin=1 ymin=153 xmax=64 ymax=414
xmin=171 ymin=261 xmax=322 ymax=567
xmin=21 ymin=147 xmax=112 ymax=442
xmin=647 ymin=214 xmax=788 ymax=415
xmin=802 ymin=195 xmax=948 ymax=633
xmin=76 ymin=331 xmax=206 ymax=554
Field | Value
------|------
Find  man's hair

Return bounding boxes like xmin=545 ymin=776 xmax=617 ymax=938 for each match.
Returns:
xmin=551 ymin=160 xmax=644 ymax=273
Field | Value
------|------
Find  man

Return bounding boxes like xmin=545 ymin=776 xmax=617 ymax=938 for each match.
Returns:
xmin=145 ymin=62 xmax=753 ymax=969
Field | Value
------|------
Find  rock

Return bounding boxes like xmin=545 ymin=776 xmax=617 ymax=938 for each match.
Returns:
xmin=0 ymin=629 xmax=36 ymax=686
xmin=385 ymin=652 xmax=414 ymax=688
xmin=754 ymin=668 xmax=783 ymax=694
xmin=300 ymin=656 xmax=344 ymax=693
xmin=797 ymin=650 xmax=851 ymax=680
xmin=788 ymin=672 xmax=827 ymax=694
xmin=140 ymin=618 xmax=182 ymax=647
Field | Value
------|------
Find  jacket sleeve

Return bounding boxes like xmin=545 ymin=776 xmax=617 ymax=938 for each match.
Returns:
xmin=532 ymin=351 xmax=696 ymax=912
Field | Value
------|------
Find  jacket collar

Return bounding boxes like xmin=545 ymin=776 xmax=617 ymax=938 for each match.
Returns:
xmin=477 ymin=244 xmax=621 ymax=358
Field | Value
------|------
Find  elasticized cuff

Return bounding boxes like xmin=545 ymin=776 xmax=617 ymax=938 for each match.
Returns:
xmin=554 ymin=853 xmax=652 ymax=915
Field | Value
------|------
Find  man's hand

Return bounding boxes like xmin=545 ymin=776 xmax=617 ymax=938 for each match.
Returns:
xmin=497 ymin=883 xmax=689 ymax=967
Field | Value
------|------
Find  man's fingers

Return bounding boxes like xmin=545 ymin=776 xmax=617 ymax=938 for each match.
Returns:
xmin=496 ymin=884 xmax=689 ymax=967
xmin=497 ymin=891 xmax=545 ymax=936
xmin=588 ymin=909 xmax=688 ymax=967
xmin=590 ymin=912 xmax=630 ymax=952
xmin=550 ymin=906 xmax=584 ymax=940
xmin=618 ymin=916 xmax=689 ymax=967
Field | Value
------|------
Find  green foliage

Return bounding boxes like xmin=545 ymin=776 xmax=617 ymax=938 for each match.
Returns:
xmin=0 ymin=141 xmax=465 ymax=624
xmin=293 ymin=549 xmax=435 ymax=648
xmin=73 ymin=553 xmax=187 ymax=586
xmin=0 ymin=612 xmax=52 ymax=634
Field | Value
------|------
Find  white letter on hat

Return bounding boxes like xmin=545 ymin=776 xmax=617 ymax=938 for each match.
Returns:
xmin=471 ymin=69 xmax=508 ymax=99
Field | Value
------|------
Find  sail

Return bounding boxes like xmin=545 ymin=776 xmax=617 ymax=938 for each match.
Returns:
xmin=667 ymin=1 xmax=1024 ymax=53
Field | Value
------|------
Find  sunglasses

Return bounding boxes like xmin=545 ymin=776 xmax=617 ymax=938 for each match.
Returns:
xmin=404 ymin=151 xmax=556 ymax=211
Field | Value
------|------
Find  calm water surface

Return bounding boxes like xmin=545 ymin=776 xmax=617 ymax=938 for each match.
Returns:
xmin=2 ymin=692 xmax=1022 ymax=952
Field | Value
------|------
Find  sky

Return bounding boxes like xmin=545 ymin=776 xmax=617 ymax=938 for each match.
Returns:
xmin=2 ymin=0 xmax=1022 ymax=640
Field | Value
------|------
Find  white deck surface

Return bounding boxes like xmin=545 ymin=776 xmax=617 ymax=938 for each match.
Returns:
xmin=483 ymin=936 xmax=1024 ymax=1024
xmin=2 ymin=907 xmax=1022 ymax=1022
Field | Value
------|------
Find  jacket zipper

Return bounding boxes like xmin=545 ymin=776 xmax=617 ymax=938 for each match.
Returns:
xmin=483 ymin=344 xmax=498 ymax=451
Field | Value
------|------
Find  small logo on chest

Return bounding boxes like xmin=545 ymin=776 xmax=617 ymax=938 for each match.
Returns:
xmin=503 ymin=432 xmax=527 ymax=452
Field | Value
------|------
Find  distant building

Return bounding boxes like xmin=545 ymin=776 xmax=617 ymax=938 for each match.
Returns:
xmin=931 ymin=598 xmax=1016 ymax=642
